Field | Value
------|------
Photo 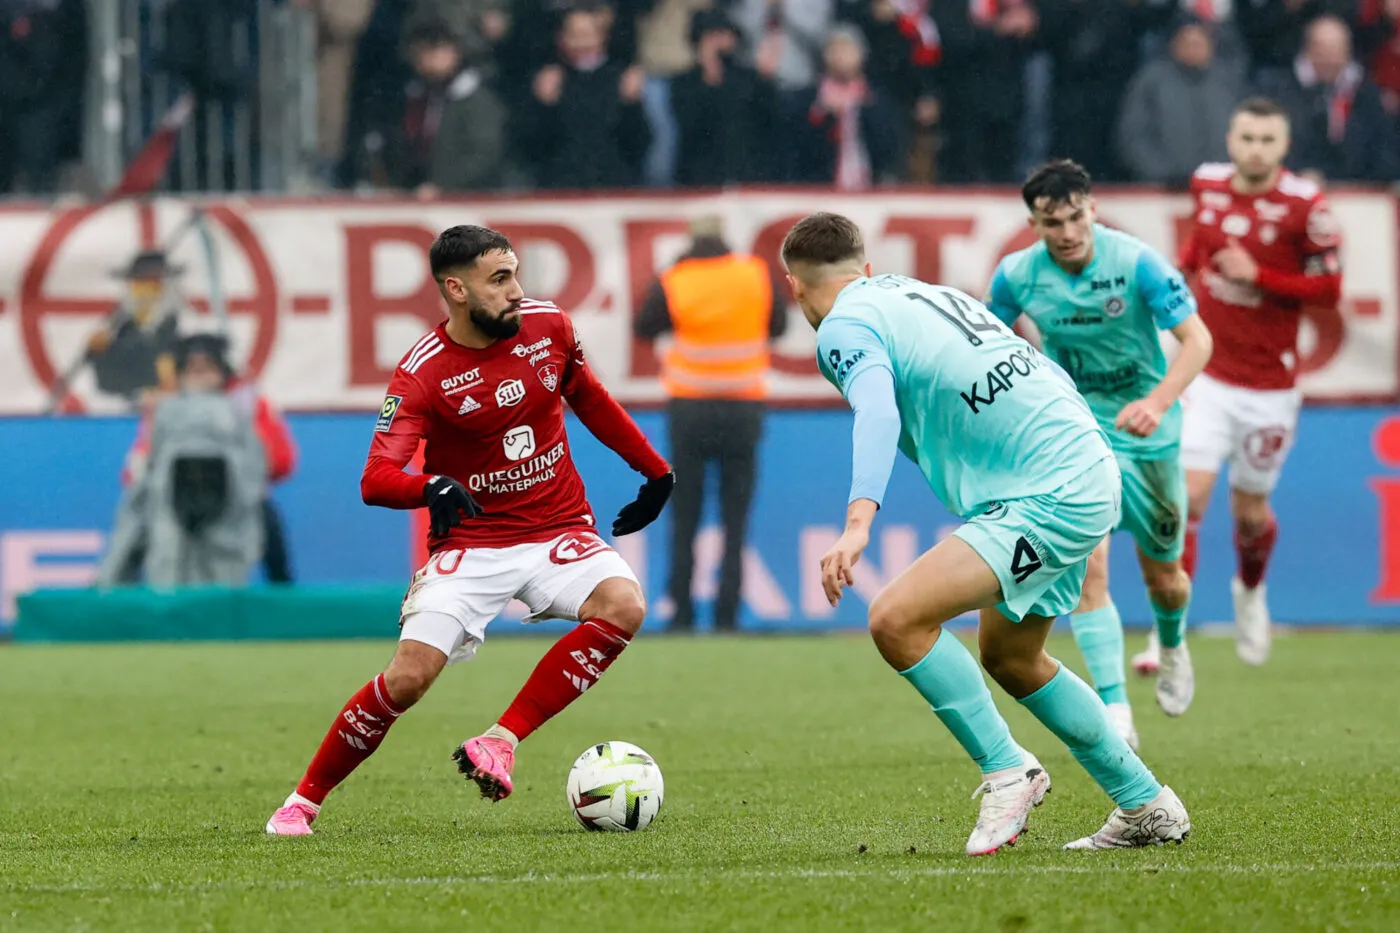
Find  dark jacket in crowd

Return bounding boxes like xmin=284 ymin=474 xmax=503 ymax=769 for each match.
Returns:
xmin=386 ymin=68 xmax=507 ymax=190
xmin=671 ymin=61 xmax=778 ymax=185
xmin=1256 ymin=62 xmax=1400 ymax=181
xmin=521 ymin=62 xmax=651 ymax=189
xmin=1117 ymin=57 xmax=1245 ymax=184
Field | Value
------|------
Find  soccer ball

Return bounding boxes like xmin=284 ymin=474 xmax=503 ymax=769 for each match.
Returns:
xmin=566 ymin=741 xmax=664 ymax=832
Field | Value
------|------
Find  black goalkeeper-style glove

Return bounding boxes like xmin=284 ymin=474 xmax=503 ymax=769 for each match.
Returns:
xmin=423 ymin=475 xmax=483 ymax=537
xmin=612 ymin=472 xmax=675 ymax=536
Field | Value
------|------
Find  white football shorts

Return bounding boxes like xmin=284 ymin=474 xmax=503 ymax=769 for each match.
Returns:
xmin=398 ymin=531 xmax=638 ymax=664
xmin=1179 ymin=372 xmax=1302 ymax=494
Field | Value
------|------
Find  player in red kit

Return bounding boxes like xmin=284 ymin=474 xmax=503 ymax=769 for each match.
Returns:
xmin=1133 ymin=98 xmax=1342 ymax=672
xmin=266 ymin=226 xmax=674 ymax=835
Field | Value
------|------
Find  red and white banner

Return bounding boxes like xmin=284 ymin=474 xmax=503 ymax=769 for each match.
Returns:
xmin=0 ymin=189 xmax=1395 ymax=413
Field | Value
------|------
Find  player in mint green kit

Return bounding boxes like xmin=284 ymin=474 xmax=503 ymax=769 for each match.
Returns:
xmin=782 ymin=212 xmax=1190 ymax=855
xmin=987 ymin=161 xmax=1214 ymax=748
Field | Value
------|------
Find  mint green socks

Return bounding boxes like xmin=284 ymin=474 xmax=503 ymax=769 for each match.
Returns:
xmin=1018 ymin=664 xmax=1162 ymax=809
xmin=1152 ymin=598 xmax=1189 ymax=649
xmin=899 ymin=630 xmax=1024 ymax=774
xmin=1069 ymin=605 xmax=1127 ymax=705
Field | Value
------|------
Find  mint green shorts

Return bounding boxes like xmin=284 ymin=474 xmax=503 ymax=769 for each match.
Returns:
xmin=955 ymin=457 xmax=1122 ymax=622
xmin=1116 ymin=453 xmax=1187 ymax=562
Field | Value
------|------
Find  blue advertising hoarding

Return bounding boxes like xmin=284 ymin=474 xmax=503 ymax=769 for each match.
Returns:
xmin=2 ymin=408 xmax=1398 ymax=634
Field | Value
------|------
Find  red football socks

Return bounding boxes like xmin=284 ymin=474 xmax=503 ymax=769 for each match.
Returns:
xmin=497 ymin=619 xmax=633 ymax=742
xmin=295 ymin=674 xmax=405 ymax=805
xmin=1235 ymin=515 xmax=1278 ymax=590
xmin=1182 ymin=519 xmax=1201 ymax=579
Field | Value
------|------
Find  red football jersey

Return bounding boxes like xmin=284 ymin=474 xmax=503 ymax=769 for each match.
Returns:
xmin=1180 ymin=163 xmax=1343 ymax=390
xmin=362 ymin=299 xmax=669 ymax=552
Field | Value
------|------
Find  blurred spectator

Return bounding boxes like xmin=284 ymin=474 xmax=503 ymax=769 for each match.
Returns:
xmin=311 ymin=0 xmax=376 ymax=177
xmin=1257 ymin=14 xmax=1400 ymax=181
xmin=933 ymin=0 xmax=1038 ymax=184
xmin=498 ymin=0 xmax=651 ymax=94
xmin=158 ymin=0 xmax=259 ymax=191
xmin=1354 ymin=0 xmax=1400 ymax=115
xmin=634 ymin=216 xmax=786 ymax=631
xmin=1117 ymin=15 xmax=1244 ymax=185
xmin=836 ymin=1 xmax=941 ymax=180
xmin=520 ymin=7 xmax=651 ymax=188
xmin=85 ymin=251 xmax=190 ymax=409
xmin=788 ymin=26 xmax=902 ymax=186
xmin=98 ymin=335 xmax=267 ymax=589
xmin=731 ymin=0 xmax=834 ymax=92
xmin=1142 ymin=0 xmax=1249 ymax=77
xmin=637 ymin=0 xmax=713 ymax=186
xmin=1041 ymin=0 xmax=1154 ymax=182
xmin=339 ymin=0 xmax=412 ymax=188
xmin=1237 ymin=0 xmax=1354 ymax=76
xmin=410 ymin=0 xmax=511 ymax=68
xmin=0 ymin=0 xmax=86 ymax=195
xmin=381 ymin=16 xmax=508 ymax=195
xmin=671 ymin=8 xmax=780 ymax=184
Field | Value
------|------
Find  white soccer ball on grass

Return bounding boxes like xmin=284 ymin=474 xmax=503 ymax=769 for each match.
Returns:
xmin=566 ymin=741 xmax=664 ymax=832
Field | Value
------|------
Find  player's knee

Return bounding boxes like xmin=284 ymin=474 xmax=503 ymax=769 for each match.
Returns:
xmin=866 ymin=592 xmax=910 ymax=647
xmin=382 ymin=663 xmax=436 ymax=708
xmin=979 ymin=643 xmax=1035 ymax=692
xmin=588 ymin=585 xmax=648 ymax=635
xmin=1145 ymin=563 xmax=1190 ymax=608
xmin=606 ymin=597 xmax=647 ymax=635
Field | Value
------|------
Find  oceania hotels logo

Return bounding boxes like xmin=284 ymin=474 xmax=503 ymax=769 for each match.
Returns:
xmin=512 ymin=337 xmax=552 ymax=357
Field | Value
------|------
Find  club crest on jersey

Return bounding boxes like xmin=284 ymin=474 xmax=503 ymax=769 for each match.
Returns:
xmin=503 ymin=424 xmax=537 ymax=461
xmin=1103 ymin=296 xmax=1126 ymax=318
xmin=375 ymin=395 xmax=402 ymax=432
xmin=495 ymin=379 xmax=526 ymax=407
xmin=457 ymin=395 xmax=481 ymax=416
xmin=538 ymin=363 xmax=560 ymax=392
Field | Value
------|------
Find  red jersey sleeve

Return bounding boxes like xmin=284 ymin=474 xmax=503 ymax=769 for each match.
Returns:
xmin=254 ymin=395 xmax=298 ymax=483
xmin=560 ymin=314 xmax=670 ymax=480
xmin=361 ymin=368 xmax=433 ymax=508
xmin=1255 ymin=196 xmax=1343 ymax=306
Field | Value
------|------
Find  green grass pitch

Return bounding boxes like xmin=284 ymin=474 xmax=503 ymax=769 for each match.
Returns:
xmin=3 ymin=632 xmax=1399 ymax=932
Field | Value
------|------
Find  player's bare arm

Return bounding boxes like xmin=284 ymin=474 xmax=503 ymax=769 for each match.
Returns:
xmin=1116 ymin=314 xmax=1213 ymax=438
xmin=821 ymin=498 xmax=874 ymax=606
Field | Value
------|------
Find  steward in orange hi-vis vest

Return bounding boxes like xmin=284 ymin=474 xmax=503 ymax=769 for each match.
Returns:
xmin=635 ymin=217 xmax=788 ymax=631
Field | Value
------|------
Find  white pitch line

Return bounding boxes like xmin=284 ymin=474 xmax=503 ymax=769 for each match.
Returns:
xmin=7 ymin=861 xmax=1399 ymax=896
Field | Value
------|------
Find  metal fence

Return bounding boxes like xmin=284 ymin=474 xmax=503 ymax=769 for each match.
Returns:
xmin=84 ymin=0 xmax=318 ymax=194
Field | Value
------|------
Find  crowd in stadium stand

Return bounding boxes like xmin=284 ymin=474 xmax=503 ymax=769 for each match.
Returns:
xmin=3 ymin=0 xmax=1400 ymax=196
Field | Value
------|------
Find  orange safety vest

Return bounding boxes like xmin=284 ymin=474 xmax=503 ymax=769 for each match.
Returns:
xmin=659 ymin=254 xmax=772 ymax=400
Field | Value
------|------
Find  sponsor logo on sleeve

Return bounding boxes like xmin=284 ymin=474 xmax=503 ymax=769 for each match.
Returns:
xmin=375 ymin=395 xmax=403 ymax=432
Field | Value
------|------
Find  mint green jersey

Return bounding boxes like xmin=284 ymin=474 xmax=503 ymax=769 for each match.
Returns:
xmin=986 ymin=224 xmax=1196 ymax=459
xmin=816 ymin=274 xmax=1113 ymax=519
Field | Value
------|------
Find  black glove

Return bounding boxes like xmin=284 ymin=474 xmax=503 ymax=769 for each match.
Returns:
xmin=612 ymin=472 xmax=675 ymax=536
xmin=423 ymin=475 xmax=483 ymax=537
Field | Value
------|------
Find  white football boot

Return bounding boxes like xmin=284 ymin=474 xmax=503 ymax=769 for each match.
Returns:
xmin=1155 ymin=642 xmax=1195 ymax=716
xmin=1064 ymin=786 xmax=1190 ymax=850
xmin=1105 ymin=702 xmax=1140 ymax=750
xmin=1131 ymin=629 xmax=1161 ymax=676
xmin=965 ymin=750 xmax=1051 ymax=856
xmin=1232 ymin=578 xmax=1271 ymax=666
